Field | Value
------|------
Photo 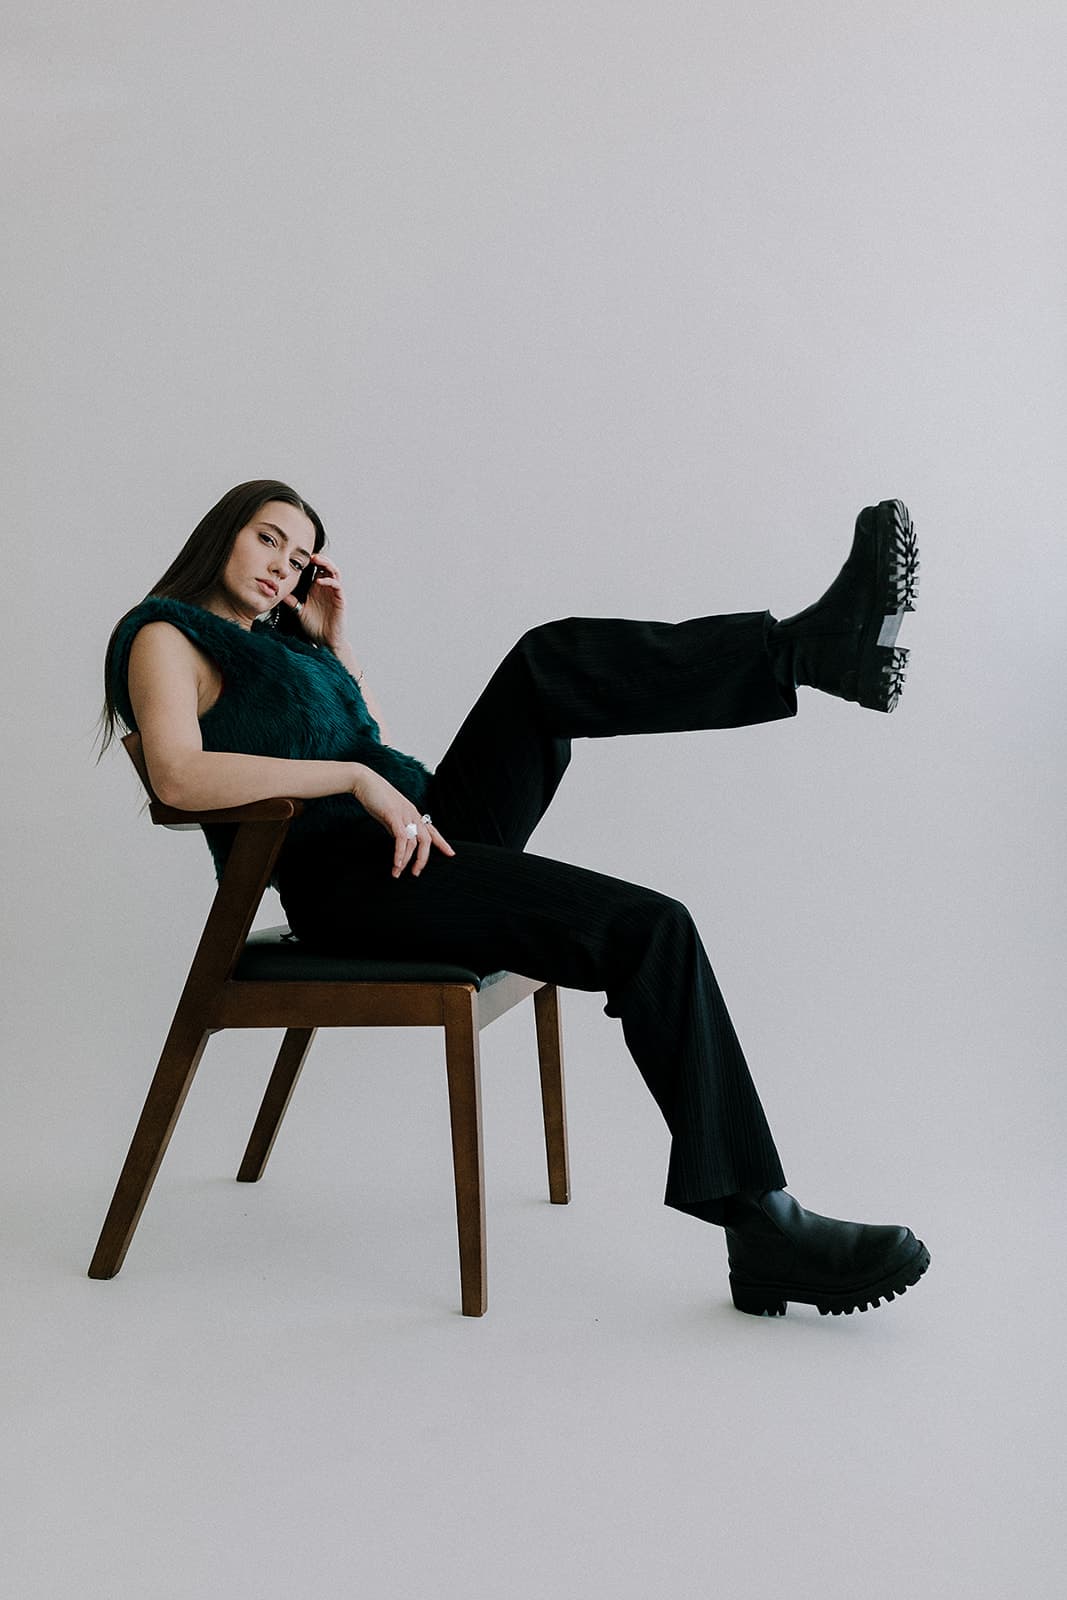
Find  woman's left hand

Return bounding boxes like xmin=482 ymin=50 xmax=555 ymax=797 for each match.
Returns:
xmin=281 ymin=552 xmax=348 ymax=652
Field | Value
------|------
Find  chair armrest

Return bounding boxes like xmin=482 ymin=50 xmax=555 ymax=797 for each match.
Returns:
xmin=148 ymin=797 xmax=304 ymax=827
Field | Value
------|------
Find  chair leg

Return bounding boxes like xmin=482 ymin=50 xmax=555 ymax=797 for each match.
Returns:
xmin=534 ymin=985 xmax=570 ymax=1205
xmin=442 ymin=988 xmax=487 ymax=1316
xmin=237 ymin=1027 xmax=317 ymax=1183
xmin=88 ymin=1018 xmax=210 ymax=1279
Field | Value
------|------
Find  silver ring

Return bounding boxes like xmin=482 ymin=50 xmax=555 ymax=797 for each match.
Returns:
xmin=421 ymin=814 xmax=432 ymax=826
xmin=293 ymin=599 xmax=303 ymax=615
xmin=404 ymin=822 xmax=419 ymax=840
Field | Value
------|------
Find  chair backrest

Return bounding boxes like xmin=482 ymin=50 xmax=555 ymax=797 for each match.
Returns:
xmin=122 ymin=729 xmax=154 ymax=791
xmin=121 ymin=731 xmax=304 ymax=983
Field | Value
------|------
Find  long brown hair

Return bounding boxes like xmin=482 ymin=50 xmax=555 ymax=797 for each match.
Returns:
xmin=99 ymin=479 xmax=327 ymax=751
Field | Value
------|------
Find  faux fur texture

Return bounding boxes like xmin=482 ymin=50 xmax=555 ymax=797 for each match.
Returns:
xmin=110 ymin=596 xmax=432 ymax=878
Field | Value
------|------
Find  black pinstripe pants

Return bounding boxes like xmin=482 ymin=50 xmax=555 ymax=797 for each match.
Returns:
xmin=279 ymin=612 xmax=796 ymax=1217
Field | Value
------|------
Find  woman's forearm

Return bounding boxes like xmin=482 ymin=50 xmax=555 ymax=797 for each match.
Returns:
xmin=148 ymin=747 xmax=368 ymax=813
xmin=329 ymin=638 xmax=391 ymax=743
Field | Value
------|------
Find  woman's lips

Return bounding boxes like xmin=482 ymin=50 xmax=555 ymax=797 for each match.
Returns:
xmin=257 ymin=579 xmax=278 ymax=597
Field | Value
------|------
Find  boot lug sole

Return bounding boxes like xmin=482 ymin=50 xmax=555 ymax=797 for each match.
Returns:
xmin=729 ymin=1241 xmax=931 ymax=1318
xmin=857 ymin=499 xmax=919 ymax=713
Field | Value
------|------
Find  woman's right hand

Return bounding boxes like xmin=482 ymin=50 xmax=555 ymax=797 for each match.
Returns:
xmin=350 ymin=765 xmax=455 ymax=879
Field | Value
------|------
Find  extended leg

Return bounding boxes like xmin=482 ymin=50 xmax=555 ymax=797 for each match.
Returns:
xmin=428 ymin=610 xmax=795 ymax=850
xmin=427 ymin=497 xmax=919 ymax=851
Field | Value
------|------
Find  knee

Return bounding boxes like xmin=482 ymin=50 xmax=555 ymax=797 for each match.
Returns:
xmin=652 ymin=894 xmax=699 ymax=944
xmin=511 ymin=617 xmax=580 ymax=663
xmin=497 ymin=620 xmax=576 ymax=704
xmin=615 ymin=891 xmax=699 ymax=959
xmin=600 ymin=893 xmax=702 ymax=1010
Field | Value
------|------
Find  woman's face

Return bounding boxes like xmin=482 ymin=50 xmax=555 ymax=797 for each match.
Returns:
xmin=208 ymin=500 xmax=317 ymax=626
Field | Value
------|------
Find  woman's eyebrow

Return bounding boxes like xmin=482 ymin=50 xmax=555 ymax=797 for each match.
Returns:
xmin=259 ymin=521 xmax=312 ymax=561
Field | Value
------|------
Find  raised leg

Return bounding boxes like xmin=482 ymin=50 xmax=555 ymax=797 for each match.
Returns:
xmin=427 ymin=612 xmax=795 ymax=850
xmin=533 ymin=984 xmax=570 ymax=1204
xmin=442 ymin=987 xmax=487 ymax=1316
xmin=88 ymin=1017 xmax=210 ymax=1278
xmin=237 ymin=1027 xmax=318 ymax=1182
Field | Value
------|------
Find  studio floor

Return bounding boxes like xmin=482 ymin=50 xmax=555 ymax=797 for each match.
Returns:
xmin=4 ymin=989 xmax=1061 ymax=1600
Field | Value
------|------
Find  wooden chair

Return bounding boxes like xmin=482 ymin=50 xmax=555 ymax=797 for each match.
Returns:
xmin=88 ymin=735 xmax=570 ymax=1315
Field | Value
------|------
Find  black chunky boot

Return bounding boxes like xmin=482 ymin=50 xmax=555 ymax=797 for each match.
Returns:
xmin=770 ymin=499 xmax=919 ymax=712
xmin=724 ymin=1189 xmax=931 ymax=1316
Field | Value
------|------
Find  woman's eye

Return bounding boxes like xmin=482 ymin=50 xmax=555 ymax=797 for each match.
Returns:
xmin=259 ymin=532 xmax=276 ymax=546
xmin=291 ymin=561 xmax=305 ymax=572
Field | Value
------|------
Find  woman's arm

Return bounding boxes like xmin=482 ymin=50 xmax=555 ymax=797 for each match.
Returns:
xmin=280 ymin=552 xmax=392 ymax=743
xmin=328 ymin=635 xmax=391 ymax=745
xmin=127 ymin=621 xmax=453 ymax=878
xmin=128 ymin=622 xmax=366 ymax=811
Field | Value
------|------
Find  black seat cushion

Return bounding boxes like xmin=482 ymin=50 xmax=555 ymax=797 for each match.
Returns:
xmin=234 ymin=927 xmax=505 ymax=990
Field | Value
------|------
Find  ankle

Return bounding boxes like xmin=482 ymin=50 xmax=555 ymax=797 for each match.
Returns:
xmin=764 ymin=619 xmax=798 ymax=694
xmin=718 ymin=1190 xmax=772 ymax=1227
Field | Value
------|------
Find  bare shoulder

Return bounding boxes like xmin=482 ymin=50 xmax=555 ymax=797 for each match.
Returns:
xmin=129 ymin=618 xmax=201 ymax=661
xmin=127 ymin=619 xmax=221 ymax=721
xmin=128 ymin=619 xmax=216 ymax=679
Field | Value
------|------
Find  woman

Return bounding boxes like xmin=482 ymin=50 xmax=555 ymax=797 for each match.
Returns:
xmin=103 ymin=479 xmax=929 ymax=1318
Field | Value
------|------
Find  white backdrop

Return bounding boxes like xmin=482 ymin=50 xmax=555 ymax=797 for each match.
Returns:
xmin=5 ymin=0 xmax=1062 ymax=1186
xmin=3 ymin=4 xmax=1065 ymax=1597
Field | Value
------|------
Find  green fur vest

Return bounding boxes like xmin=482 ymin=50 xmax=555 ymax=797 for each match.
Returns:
xmin=109 ymin=596 xmax=432 ymax=879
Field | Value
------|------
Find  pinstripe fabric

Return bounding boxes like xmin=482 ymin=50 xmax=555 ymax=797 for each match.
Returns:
xmin=278 ymin=613 xmax=796 ymax=1213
